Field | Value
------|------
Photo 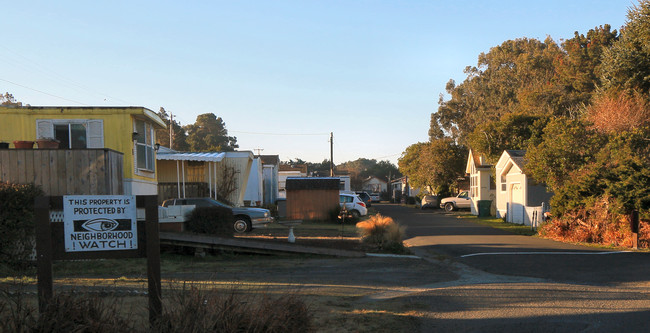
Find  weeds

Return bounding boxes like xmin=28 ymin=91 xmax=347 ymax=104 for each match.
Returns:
xmin=0 ymin=282 xmax=312 ymax=333
xmin=356 ymin=214 xmax=407 ymax=254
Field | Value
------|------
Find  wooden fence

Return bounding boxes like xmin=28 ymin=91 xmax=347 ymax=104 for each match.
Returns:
xmin=0 ymin=149 xmax=124 ymax=195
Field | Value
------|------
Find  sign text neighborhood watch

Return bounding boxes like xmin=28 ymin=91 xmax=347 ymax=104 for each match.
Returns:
xmin=63 ymin=195 xmax=137 ymax=252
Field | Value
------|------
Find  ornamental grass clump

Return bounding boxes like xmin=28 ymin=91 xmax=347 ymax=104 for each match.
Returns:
xmin=356 ymin=214 xmax=407 ymax=253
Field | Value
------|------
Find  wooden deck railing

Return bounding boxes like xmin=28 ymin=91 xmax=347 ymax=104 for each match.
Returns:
xmin=0 ymin=148 xmax=124 ymax=195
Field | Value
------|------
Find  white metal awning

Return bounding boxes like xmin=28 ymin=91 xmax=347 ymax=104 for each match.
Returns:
xmin=156 ymin=152 xmax=225 ymax=162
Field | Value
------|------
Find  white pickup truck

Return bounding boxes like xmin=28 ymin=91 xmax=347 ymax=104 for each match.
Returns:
xmin=439 ymin=191 xmax=471 ymax=212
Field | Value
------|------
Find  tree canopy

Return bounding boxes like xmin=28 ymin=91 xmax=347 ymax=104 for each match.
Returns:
xmin=184 ymin=113 xmax=238 ymax=152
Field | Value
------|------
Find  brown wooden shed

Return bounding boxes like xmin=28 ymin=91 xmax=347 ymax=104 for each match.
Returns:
xmin=286 ymin=177 xmax=339 ymax=220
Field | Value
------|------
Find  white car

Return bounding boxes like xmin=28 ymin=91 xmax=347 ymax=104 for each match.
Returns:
xmin=439 ymin=191 xmax=472 ymax=212
xmin=339 ymin=193 xmax=368 ymax=218
xmin=369 ymin=193 xmax=381 ymax=202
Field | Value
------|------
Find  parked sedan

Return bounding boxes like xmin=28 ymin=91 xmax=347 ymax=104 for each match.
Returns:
xmin=369 ymin=193 xmax=381 ymax=202
xmin=161 ymin=197 xmax=274 ymax=233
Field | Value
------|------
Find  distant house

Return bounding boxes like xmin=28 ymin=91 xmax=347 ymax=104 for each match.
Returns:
xmin=466 ymin=150 xmax=496 ymax=216
xmin=156 ymin=149 xmax=254 ymax=206
xmin=495 ymin=150 xmax=552 ymax=225
xmin=0 ymin=106 xmax=165 ymax=195
xmin=362 ymin=176 xmax=387 ymax=193
xmin=390 ymin=176 xmax=420 ymax=201
xmin=278 ymin=164 xmax=307 ymax=198
xmin=260 ymin=155 xmax=280 ymax=206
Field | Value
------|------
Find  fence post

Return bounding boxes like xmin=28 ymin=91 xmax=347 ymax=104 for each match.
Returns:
xmin=630 ymin=210 xmax=639 ymax=250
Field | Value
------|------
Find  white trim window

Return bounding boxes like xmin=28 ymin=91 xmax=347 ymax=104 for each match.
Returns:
xmin=36 ymin=119 xmax=104 ymax=149
xmin=134 ymin=119 xmax=155 ymax=172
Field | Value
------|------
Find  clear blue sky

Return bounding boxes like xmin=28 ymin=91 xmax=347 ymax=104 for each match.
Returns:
xmin=1 ymin=1 xmax=630 ymax=165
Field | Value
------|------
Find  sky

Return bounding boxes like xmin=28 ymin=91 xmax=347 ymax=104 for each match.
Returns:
xmin=1 ymin=1 xmax=632 ymax=166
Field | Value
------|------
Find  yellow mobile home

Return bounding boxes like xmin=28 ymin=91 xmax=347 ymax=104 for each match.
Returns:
xmin=0 ymin=106 xmax=165 ymax=195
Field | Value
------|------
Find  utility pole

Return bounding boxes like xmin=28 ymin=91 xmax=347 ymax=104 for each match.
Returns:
xmin=169 ymin=111 xmax=174 ymax=150
xmin=330 ymin=132 xmax=334 ymax=177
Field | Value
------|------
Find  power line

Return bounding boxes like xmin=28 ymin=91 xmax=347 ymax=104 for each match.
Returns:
xmin=230 ymin=130 xmax=329 ymax=136
xmin=0 ymin=78 xmax=87 ymax=105
xmin=0 ymin=46 xmax=132 ymax=104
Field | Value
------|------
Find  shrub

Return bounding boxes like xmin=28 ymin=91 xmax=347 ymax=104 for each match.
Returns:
xmin=356 ymin=214 xmax=407 ymax=253
xmin=539 ymin=196 xmax=650 ymax=248
xmin=155 ymin=285 xmax=312 ymax=333
xmin=0 ymin=182 xmax=44 ymax=270
xmin=185 ymin=206 xmax=234 ymax=236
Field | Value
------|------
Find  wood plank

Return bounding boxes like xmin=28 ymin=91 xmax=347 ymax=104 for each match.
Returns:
xmin=0 ymin=150 xmax=9 ymax=182
xmin=24 ymin=150 xmax=35 ymax=184
xmin=159 ymin=232 xmax=365 ymax=258
xmin=65 ymin=150 xmax=75 ymax=194
xmin=47 ymin=151 xmax=58 ymax=196
xmin=16 ymin=150 xmax=26 ymax=184
xmin=88 ymin=150 xmax=98 ymax=195
xmin=96 ymin=150 xmax=107 ymax=194
xmin=55 ymin=150 xmax=66 ymax=195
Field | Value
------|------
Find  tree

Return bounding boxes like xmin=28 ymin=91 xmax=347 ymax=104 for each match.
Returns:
xmin=184 ymin=113 xmax=238 ymax=152
xmin=600 ymin=0 xmax=650 ymax=94
xmin=398 ymin=139 xmax=466 ymax=196
xmin=524 ymin=117 xmax=605 ymax=193
xmin=0 ymin=92 xmax=22 ymax=107
xmin=337 ymin=158 xmax=400 ymax=190
xmin=156 ymin=107 xmax=190 ymax=151
xmin=466 ymin=113 xmax=548 ymax=163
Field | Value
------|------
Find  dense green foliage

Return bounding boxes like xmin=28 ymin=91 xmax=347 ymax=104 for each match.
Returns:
xmin=185 ymin=206 xmax=234 ymax=236
xmin=185 ymin=113 xmax=239 ymax=152
xmin=156 ymin=107 xmax=190 ymax=151
xmin=398 ymin=139 xmax=466 ymax=196
xmin=407 ymin=1 xmax=650 ymax=232
xmin=0 ymin=182 xmax=44 ymax=269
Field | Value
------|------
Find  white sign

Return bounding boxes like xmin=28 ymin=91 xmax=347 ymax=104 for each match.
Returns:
xmin=63 ymin=195 xmax=137 ymax=252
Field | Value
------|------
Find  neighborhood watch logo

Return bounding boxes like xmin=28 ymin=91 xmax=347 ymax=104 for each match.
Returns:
xmin=74 ymin=218 xmax=132 ymax=232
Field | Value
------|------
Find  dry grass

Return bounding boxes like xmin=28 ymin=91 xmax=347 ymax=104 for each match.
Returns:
xmin=356 ymin=214 xmax=407 ymax=253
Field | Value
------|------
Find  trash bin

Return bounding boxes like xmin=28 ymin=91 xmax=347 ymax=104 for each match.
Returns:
xmin=478 ymin=200 xmax=492 ymax=217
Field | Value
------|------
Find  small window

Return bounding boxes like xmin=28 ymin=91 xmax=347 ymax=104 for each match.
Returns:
xmin=134 ymin=119 xmax=156 ymax=172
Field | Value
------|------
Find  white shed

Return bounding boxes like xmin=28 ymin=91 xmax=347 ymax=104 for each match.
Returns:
xmin=495 ymin=150 xmax=552 ymax=225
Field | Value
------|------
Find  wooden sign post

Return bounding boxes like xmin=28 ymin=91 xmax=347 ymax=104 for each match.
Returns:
xmin=35 ymin=195 xmax=161 ymax=326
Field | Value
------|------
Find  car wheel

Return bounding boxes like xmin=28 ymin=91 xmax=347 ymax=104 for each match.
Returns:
xmin=233 ymin=217 xmax=251 ymax=234
xmin=350 ymin=210 xmax=360 ymax=219
xmin=444 ymin=203 xmax=455 ymax=212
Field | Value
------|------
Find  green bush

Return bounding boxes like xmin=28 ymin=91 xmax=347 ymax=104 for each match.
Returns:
xmin=0 ymin=182 xmax=44 ymax=269
xmin=185 ymin=206 xmax=234 ymax=236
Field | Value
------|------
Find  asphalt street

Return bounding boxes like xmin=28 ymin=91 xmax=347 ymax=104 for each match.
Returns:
xmin=373 ymin=203 xmax=650 ymax=332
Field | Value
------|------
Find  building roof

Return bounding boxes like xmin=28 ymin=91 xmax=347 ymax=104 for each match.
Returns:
xmin=260 ymin=155 xmax=280 ymax=166
xmin=286 ymin=177 xmax=340 ymax=190
xmin=0 ymin=106 xmax=167 ymax=129
xmin=505 ymin=150 xmax=527 ymax=170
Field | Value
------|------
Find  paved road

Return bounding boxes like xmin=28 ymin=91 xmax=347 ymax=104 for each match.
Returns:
xmin=373 ymin=203 xmax=650 ymax=332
